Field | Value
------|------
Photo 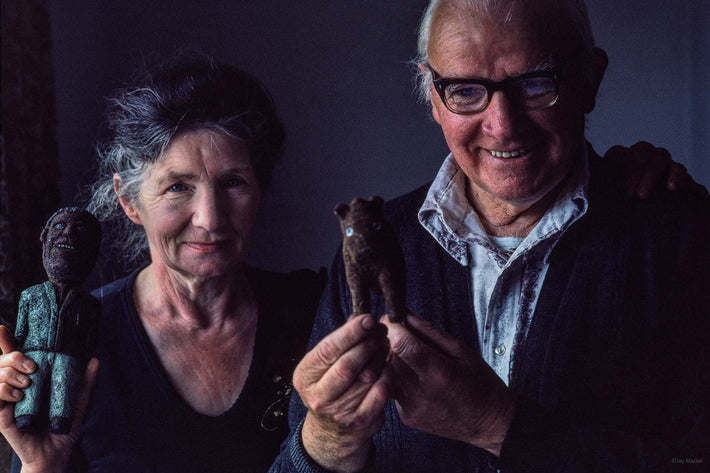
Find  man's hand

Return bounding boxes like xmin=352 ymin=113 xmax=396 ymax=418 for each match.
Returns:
xmin=295 ymin=314 xmax=392 ymax=473
xmin=606 ymin=141 xmax=708 ymax=198
xmin=0 ymin=325 xmax=98 ymax=473
xmin=382 ymin=314 xmax=516 ymax=457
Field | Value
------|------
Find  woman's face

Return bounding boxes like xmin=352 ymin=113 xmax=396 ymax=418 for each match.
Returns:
xmin=122 ymin=129 xmax=260 ymax=281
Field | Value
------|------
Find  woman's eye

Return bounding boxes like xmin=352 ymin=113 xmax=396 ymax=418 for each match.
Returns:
xmin=168 ymin=183 xmax=187 ymax=193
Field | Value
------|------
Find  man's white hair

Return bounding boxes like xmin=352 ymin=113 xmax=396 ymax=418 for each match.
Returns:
xmin=414 ymin=0 xmax=596 ymax=103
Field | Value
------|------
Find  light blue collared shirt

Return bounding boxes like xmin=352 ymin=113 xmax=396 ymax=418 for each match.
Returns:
xmin=418 ymin=153 xmax=589 ymax=384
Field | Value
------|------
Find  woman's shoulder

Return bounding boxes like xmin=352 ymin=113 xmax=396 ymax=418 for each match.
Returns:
xmin=90 ymin=270 xmax=139 ymax=301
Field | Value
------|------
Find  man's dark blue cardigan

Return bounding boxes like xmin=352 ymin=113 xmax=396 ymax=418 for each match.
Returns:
xmin=271 ymin=154 xmax=709 ymax=473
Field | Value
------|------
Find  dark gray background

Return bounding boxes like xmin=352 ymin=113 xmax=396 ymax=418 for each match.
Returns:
xmin=49 ymin=0 xmax=709 ymax=284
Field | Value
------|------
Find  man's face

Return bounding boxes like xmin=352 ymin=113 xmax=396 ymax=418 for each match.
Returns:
xmin=42 ymin=211 xmax=99 ymax=287
xmin=428 ymin=11 xmax=601 ymax=210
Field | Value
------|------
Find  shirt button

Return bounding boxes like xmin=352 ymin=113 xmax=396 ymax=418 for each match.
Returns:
xmin=494 ymin=344 xmax=506 ymax=356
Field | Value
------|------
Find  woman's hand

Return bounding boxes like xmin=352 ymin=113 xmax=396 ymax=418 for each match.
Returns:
xmin=606 ymin=141 xmax=708 ymax=198
xmin=0 ymin=325 xmax=99 ymax=473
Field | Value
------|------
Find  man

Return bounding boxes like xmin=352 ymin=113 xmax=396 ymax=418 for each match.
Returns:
xmin=270 ymin=1 xmax=709 ymax=472
xmin=13 ymin=207 xmax=101 ymax=435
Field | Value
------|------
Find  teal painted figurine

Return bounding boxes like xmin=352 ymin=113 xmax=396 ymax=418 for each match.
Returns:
xmin=14 ymin=207 xmax=101 ymax=434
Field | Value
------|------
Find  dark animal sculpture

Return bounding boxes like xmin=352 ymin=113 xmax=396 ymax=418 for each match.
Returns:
xmin=334 ymin=196 xmax=407 ymax=323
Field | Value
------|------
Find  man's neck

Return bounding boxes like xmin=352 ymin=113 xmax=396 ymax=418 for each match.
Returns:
xmin=466 ymin=185 xmax=558 ymax=238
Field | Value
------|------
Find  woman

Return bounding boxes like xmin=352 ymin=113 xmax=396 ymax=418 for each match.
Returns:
xmin=0 ymin=55 xmax=323 ymax=472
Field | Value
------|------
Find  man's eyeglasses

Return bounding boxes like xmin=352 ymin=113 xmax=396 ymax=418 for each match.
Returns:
xmin=428 ymin=66 xmax=561 ymax=115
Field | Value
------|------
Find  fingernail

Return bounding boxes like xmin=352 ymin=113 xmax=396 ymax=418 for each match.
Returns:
xmin=361 ymin=315 xmax=376 ymax=330
xmin=11 ymin=389 xmax=22 ymax=400
xmin=22 ymin=360 xmax=35 ymax=372
xmin=16 ymin=374 xmax=28 ymax=385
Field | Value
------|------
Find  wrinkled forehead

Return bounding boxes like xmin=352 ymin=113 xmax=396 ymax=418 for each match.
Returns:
xmin=428 ymin=0 xmax=581 ymax=63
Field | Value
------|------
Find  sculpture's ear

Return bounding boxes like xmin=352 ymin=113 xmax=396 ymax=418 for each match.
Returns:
xmin=370 ymin=196 xmax=384 ymax=210
xmin=40 ymin=218 xmax=51 ymax=243
xmin=334 ymin=203 xmax=350 ymax=218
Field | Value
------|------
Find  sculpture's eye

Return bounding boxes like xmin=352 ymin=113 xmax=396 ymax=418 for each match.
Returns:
xmin=372 ymin=221 xmax=382 ymax=231
xmin=345 ymin=227 xmax=354 ymax=237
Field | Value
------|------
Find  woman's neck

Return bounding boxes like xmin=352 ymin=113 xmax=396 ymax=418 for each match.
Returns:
xmin=134 ymin=263 xmax=256 ymax=329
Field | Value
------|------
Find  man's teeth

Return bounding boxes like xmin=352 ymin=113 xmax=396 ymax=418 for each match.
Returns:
xmin=490 ymin=148 xmax=528 ymax=158
xmin=57 ymin=244 xmax=75 ymax=249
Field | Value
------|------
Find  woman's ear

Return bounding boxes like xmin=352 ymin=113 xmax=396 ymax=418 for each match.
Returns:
xmin=113 ymin=173 xmax=142 ymax=225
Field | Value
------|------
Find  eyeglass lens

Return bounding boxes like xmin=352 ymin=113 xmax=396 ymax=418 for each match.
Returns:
xmin=444 ymin=76 xmax=557 ymax=113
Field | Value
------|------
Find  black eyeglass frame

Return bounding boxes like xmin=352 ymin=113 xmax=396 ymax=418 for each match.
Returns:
xmin=428 ymin=66 xmax=562 ymax=115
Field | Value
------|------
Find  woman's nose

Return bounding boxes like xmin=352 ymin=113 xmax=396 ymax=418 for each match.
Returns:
xmin=192 ymin=189 xmax=225 ymax=231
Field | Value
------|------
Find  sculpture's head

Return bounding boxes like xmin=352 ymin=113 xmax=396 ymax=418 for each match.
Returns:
xmin=41 ymin=207 xmax=102 ymax=288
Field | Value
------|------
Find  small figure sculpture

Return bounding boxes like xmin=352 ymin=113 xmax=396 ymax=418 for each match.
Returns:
xmin=14 ymin=207 xmax=101 ymax=434
xmin=334 ymin=196 xmax=407 ymax=323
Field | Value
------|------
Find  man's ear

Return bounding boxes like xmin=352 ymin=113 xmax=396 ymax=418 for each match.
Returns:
xmin=418 ymin=63 xmax=443 ymax=124
xmin=113 ymin=173 xmax=142 ymax=225
xmin=582 ymin=47 xmax=608 ymax=114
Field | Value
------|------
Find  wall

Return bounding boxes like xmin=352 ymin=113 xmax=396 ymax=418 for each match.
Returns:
xmin=48 ymin=0 xmax=708 ymax=283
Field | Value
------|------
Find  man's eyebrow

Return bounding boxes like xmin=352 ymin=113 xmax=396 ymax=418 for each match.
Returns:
xmin=522 ymin=59 xmax=555 ymax=74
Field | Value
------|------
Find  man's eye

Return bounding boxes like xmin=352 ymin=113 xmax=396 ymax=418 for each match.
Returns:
xmin=518 ymin=77 xmax=556 ymax=98
xmin=447 ymin=84 xmax=486 ymax=103
xmin=226 ymin=177 xmax=246 ymax=188
xmin=54 ymin=222 xmax=66 ymax=230
xmin=168 ymin=183 xmax=188 ymax=193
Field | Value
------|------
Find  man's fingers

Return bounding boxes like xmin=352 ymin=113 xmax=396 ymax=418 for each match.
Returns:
xmin=297 ymin=314 xmax=383 ymax=385
xmin=354 ymin=365 xmax=394 ymax=422
xmin=383 ymin=314 xmax=468 ymax=362
xmin=381 ymin=316 xmax=441 ymax=375
xmin=314 ymin=330 xmax=389 ymax=402
xmin=0 ymin=326 xmax=16 ymax=355
xmin=385 ymin=353 xmax=418 ymax=403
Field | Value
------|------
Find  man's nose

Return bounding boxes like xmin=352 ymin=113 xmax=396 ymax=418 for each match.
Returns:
xmin=481 ymin=91 xmax=520 ymax=141
xmin=192 ymin=188 xmax=225 ymax=231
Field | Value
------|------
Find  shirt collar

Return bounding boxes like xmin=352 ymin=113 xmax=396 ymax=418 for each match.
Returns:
xmin=419 ymin=149 xmax=589 ymax=267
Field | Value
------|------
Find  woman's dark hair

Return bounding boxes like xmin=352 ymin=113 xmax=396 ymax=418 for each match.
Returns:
xmin=87 ymin=54 xmax=285 ymax=266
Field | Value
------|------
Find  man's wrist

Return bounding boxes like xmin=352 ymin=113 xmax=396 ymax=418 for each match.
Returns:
xmin=301 ymin=413 xmax=372 ymax=473
xmin=20 ymin=458 xmax=69 ymax=473
xmin=469 ymin=392 xmax=517 ymax=456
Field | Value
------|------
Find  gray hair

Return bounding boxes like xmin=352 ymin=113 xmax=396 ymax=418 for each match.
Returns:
xmin=86 ymin=54 xmax=285 ymax=268
xmin=414 ymin=0 xmax=596 ymax=104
